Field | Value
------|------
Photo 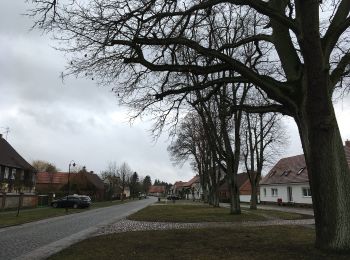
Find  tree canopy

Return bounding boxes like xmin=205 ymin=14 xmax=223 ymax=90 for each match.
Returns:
xmin=28 ymin=0 xmax=350 ymax=251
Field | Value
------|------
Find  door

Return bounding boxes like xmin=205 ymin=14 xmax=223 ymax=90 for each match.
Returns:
xmin=287 ymin=187 xmax=293 ymax=202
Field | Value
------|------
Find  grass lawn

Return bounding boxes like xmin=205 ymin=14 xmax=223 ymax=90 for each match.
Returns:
xmin=0 ymin=200 xmax=130 ymax=228
xmin=48 ymin=226 xmax=349 ymax=260
xmin=127 ymin=204 xmax=312 ymax=223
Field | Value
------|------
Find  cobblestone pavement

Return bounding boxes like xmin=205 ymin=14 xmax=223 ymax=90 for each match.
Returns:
xmin=95 ymin=218 xmax=315 ymax=236
xmin=221 ymin=203 xmax=314 ymax=216
xmin=0 ymin=198 xmax=156 ymax=260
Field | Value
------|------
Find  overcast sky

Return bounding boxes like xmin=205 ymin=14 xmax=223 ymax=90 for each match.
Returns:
xmin=1 ymin=2 xmax=349 ymax=183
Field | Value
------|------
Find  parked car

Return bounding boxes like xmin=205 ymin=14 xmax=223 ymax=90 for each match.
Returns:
xmin=167 ymin=195 xmax=180 ymax=200
xmin=138 ymin=193 xmax=147 ymax=199
xmin=79 ymin=195 xmax=92 ymax=204
xmin=51 ymin=195 xmax=91 ymax=209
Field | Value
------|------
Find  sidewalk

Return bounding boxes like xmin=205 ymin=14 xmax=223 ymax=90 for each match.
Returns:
xmin=221 ymin=203 xmax=314 ymax=216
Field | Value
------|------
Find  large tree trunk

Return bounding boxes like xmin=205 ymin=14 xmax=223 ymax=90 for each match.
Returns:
xmin=294 ymin=1 xmax=350 ymax=251
xmin=296 ymin=106 xmax=350 ymax=251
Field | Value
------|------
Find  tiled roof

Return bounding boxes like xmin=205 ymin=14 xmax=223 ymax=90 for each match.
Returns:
xmin=84 ymin=172 xmax=105 ymax=190
xmin=218 ymin=172 xmax=250 ymax=191
xmin=183 ymin=175 xmax=200 ymax=187
xmin=148 ymin=185 xmax=166 ymax=193
xmin=36 ymin=172 xmax=68 ymax=184
xmin=0 ymin=136 xmax=35 ymax=171
xmin=173 ymin=181 xmax=186 ymax=189
xmin=260 ymin=141 xmax=350 ymax=185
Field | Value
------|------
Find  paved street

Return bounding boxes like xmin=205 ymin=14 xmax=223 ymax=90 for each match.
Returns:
xmin=0 ymin=197 xmax=156 ymax=260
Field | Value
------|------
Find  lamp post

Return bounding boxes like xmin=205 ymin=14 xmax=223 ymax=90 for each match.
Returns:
xmin=66 ymin=160 xmax=76 ymax=213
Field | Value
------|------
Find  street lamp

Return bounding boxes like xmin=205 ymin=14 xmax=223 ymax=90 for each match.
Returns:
xmin=66 ymin=160 xmax=76 ymax=213
xmin=67 ymin=160 xmax=76 ymax=196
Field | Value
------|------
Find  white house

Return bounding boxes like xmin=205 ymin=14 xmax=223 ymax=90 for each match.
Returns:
xmin=260 ymin=140 xmax=350 ymax=206
xmin=170 ymin=176 xmax=203 ymax=200
xmin=185 ymin=175 xmax=202 ymax=200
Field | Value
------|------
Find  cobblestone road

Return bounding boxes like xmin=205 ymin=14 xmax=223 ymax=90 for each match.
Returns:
xmin=95 ymin=218 xmax=315 ymax=236
xmin=0 ymin=197 xmax=156 ymax=260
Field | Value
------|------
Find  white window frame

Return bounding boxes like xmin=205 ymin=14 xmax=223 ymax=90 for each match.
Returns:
xmin=263 ymin=188 xmax=266 ymax=197
xmin=302 ymin=187 xmax=312 ymax=197
xmin=4 ymin=167 xmax=9 ymax=179
xmin=11 ymin=169 xmax=16 ymax=180
xmin=271 ymin=188 xmax=278 ymax=197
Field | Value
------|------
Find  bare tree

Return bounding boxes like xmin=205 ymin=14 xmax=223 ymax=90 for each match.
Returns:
xmin=168 ymin=112 xmax=212 ymax=204
xmin=242 ymin=111 xmax=287 ymax=209
xmin=118 ymin=162 xmax=131 ymax=201
xmin=28 ymin=0 xmax=350 ymax=251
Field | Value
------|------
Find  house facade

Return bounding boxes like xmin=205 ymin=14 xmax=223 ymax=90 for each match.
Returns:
xmin=36 ymin=171 xmax=105 ymax=200
xmin=184 ymin=175 xmax=202 ymax=200
xmin=218 ymin=172 xmax=259 ymax=203
xmin=260 ymin=140 xmax=350 ymax=205
xmin=148 ymin=185 xmax=166 ymax=197
xmin=169 ymin=176 xmax=203 ymax=200
xmin=36 ymin=172 xmax=68 ymax=193
xmin=0 ymin=134 xmax=36 ymax=194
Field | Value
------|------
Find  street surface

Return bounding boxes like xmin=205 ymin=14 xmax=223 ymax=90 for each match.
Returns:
xmin=0 ymin=197 xmax=156 ymax=260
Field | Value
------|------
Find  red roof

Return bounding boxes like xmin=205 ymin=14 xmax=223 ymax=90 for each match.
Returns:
xmin=183 ymin=175 xmax=200 ymax=187
xmin=148 ymin=185 xmax=166 ymax=193
xmin=218 ymin=172 xmax=250 ymax=192
xmin=173 ymin=181 xmax=186 ymax=189
xmin=260 ymin=141 xmax=350 ymax=185
xmin=36 ymin=172 xmax=68 ymax=184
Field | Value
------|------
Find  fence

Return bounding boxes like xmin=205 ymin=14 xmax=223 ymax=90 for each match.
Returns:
xmin=0 ymin=193 xmax=38 ymax=210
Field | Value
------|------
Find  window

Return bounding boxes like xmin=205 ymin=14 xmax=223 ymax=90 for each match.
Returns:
xmin=302 ymin=187 xmax=312 ymax=197
xmin=20 ymin=170 xmax=24 ymax=180
xmin=11 ymin=169 xmax=16 ymax=180
xmin=4 ymin=167 xmax=9 ymax=179
xmin=271 ymin=188 xmax=278 ymax=197
xmin=263 ymin=188 xmax=266 ymax=197
xmin=297 ymin=167 xmax=306 ymax=175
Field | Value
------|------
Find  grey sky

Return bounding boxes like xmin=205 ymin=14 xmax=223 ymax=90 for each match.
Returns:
xmin=0 ymin=2 xmax=349 ymax=183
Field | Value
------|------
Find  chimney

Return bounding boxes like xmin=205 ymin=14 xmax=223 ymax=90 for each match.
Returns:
xmin=346 ymin=140 xmax=350 ymax=147
xmin=0 ymin=134 xmax=2 ymax=139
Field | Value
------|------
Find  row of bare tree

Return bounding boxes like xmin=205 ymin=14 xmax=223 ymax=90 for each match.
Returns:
xmin=100 ymin=162 xmax=152 ymax=200
xmin=168 ymin=84 xmax=285 ymax=213
xmin=27 ymin=0 xmax=350 ymax=251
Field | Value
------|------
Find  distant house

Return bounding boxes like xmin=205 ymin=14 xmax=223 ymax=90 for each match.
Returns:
xmin=0 ymin=134 xmax=36 ymax=194
xmin=148 ymin=185 xmax=166 ymax=197
xmin=259 ymin=141 xmax=350 ymax=206
xmin=70 ymin=171 xmax=105 ymax=201
xmin=169 ymin=176 xmax=203 ymax=200
xmin=36 ymin=172 xmax=68 ymax=193
xmin=170 ymin=181 xmax=185 ymax=195
xmin=103 ymin=176 xmax=131 ymax=200
xmin=218 ymin=172 xmax=259 ymax=203
xmin=184 ymin=175 xmax=202 ymax=200
xmin=36 ymin=171 xmax=105 ymax=200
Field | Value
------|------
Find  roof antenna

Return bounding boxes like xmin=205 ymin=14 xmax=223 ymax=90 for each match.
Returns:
xmin=0 ymin=127 xmax=10 ymax=140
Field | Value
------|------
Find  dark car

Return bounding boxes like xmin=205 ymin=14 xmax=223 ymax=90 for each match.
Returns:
xmin=51 ymin=195 xmax=91 ymax=209
xmin=167 ymin=195 xmax=180 ymax=200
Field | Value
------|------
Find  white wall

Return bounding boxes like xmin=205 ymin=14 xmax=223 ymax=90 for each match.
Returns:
xmin=240 ymin=195 xmax=260 ymax=203
xmin=260 ymin=183 xmax=312 ymax=205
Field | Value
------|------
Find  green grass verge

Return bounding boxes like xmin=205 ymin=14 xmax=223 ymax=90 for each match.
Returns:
xmin=0 ymin=200 xmax=130 ymax=228
xmin=127 ymin=204 xmax=311 ymax=223
xmin=48 ymin=226 xmax=349 ymax=260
